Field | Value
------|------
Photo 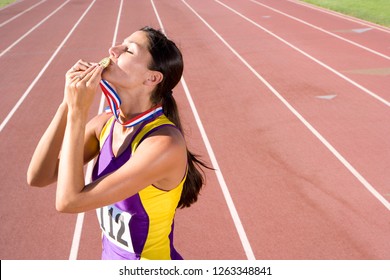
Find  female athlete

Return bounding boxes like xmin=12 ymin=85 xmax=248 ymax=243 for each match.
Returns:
xmin=27 ymin=26 xmax=208 ymax=260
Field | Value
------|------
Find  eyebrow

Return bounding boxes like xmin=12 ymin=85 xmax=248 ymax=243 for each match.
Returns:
xmin=123 ymin=40 xmax=144 ymax=49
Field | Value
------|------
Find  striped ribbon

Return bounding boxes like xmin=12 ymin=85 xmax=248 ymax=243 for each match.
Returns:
xmin=99 ymin=79 xmax=163 ymax=128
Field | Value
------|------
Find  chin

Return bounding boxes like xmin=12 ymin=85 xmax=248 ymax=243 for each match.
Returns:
xmin=101 ymin=71 xmax=109 ymax=80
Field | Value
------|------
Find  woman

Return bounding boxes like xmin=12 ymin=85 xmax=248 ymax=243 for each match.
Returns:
xmin=27 ymin=26 xmax=208 ymax=260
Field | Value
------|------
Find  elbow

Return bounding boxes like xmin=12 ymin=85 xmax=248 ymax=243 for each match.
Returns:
xmin=55 ymin=199 xmax=72 ymax=213
xmin=26 ymin=168 xmax=36 ymax=186
xmin=55 ymin=186 xmax=69 ymax=212
xmin=26 ymin=172 xmax=43 ymax=187
xmin=55 ymin=196 xmax=71 ymax=213
xmin=55 ymin=195 xmax=80 ymax=213
xmin=26 ymin=172 xmax=51 ymax=188
xmin=27 ymin=164 xmax=55 ymax=187
xmin=56 ymin=205 xmax=69 ymax=213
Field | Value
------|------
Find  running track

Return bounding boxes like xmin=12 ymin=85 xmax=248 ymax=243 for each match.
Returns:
xmin=0 ymin=0 xmax=389 ymax=260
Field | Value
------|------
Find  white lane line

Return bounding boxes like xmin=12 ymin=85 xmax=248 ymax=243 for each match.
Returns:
xmin=0 ymin=0 xmax=70 ymax=57
xmin=97 ymin=0 xmax=123 ymax=115
xmin=287 ymin=0 xmax=390 ymax=34
xmin=68 ymin=0 xmax=124 ymax=260
xmin=181 ymin=0 xmax=390 ymax=212
xmin=0 ymin=0 xmax=47 ymax=28
xmin=68 ymin=209 xmax=85 ymax=260
xmin=250 ymin=0 xmax=389 ymax=60
xmin=0 ymin=0 xmax=96 ymax=133
xmin=154 ymin=0 xmax=256 ymax=260
xmin=215 ymin=0 xmax=390 ymax=107
xmin=180 ymin=78 xmax=257 ymax=261
xmin=151 ymin=0 xmax=165 ymax=33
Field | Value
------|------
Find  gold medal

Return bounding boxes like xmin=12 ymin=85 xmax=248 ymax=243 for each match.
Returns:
xmin=99 ymin=57 xmax=110 ymax=69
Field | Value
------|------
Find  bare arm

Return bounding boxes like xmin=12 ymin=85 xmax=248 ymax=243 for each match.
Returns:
xmin=27 ymin=60 xmax=102 ymax=187
xmin=27 ymin=102 xmax=68 ymax=187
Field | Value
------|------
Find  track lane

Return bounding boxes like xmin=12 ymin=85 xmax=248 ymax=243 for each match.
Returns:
xmin=215 ymin=0 xmax=389 ymax=106
xmin=0 ymin=0 xmax=95 ymax=125
xmin=0 ymin=0 xmax=68 ymax=54
xmin=210 ymin=0 xmax=390 ymax=193
xmin=0 ymin=0 xmax=45 ymax=24
xmin=179 ymin=0 xmax=390 ymax=258
xmin=184 ymin=0 xmax=390 ymax=198
xmin=0 ymin=0 xmax=106 ymax=259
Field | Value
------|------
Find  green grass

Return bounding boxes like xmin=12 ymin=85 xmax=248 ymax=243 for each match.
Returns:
xmin=0 ymin=0 xmax=16 ymax=8
xmin=301 ymin=0 xmax=390 ymax=27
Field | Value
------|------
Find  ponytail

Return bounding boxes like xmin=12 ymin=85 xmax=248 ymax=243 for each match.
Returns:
xmin=162 ymin=93 xmax=211 ymax=208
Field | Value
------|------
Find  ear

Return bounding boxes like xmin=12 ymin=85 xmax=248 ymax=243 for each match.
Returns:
xmin=144 ymin=71 xmax=163 ymax=86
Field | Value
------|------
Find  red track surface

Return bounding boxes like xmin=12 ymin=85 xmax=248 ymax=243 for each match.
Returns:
xmin=0 ymin=0 xmax=389 ymax=260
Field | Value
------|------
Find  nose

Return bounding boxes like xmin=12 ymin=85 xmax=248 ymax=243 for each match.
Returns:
xmin=109 ymin=44 xmax=123 ymax=58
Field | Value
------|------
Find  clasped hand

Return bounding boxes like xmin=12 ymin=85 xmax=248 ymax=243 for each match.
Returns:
xmin=64 ymin=59 xmax=103 ymax=116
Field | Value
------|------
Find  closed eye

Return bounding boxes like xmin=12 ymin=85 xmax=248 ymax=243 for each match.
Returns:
xmin=125 ymin=47 xmax=133 ymax=55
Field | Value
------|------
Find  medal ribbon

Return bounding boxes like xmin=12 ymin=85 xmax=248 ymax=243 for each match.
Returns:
xmin=100 ymin=79 xmax=163 ymax=128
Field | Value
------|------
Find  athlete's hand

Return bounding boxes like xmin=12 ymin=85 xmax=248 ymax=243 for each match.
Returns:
xmin=64 ymin=59 xmax=103 ymax=118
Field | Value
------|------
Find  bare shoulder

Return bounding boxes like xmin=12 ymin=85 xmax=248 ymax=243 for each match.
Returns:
xmin=142 ymin=125 xmax=186 ymax=150
xmin=131 ymin=124 xmax=187 ymax=190
xmin=86 ymin=112 xmax=113 ymax=138
xmin=83 ymin=113 xmax=113 ymax=163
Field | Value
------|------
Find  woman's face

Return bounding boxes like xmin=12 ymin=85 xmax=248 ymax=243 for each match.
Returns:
xmin=103 ymin=31 xmax=153 ymax=90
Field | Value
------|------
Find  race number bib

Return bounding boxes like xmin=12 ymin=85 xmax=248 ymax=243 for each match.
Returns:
xmin=96 ymin=205 xmax=133 ymax=252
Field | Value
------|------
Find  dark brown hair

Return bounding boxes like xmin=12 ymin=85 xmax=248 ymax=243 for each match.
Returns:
xmin=141 ymin=26 xmax=210 ymax=208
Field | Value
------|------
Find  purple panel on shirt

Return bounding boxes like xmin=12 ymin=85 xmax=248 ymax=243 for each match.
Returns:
xmin=92 ymin=118 xmax=151 ymax=259
xmin=92 ymin=116 xmax=182 ymax=260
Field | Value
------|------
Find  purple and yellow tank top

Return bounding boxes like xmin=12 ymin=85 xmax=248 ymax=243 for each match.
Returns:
xmin=91 ymin=114 xmax=185 ymax=260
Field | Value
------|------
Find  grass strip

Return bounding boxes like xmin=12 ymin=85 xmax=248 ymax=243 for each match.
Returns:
xmin=301 ymin=0 xmax=390 ymax=27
